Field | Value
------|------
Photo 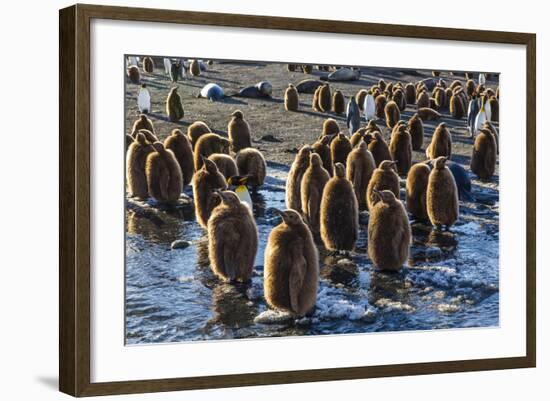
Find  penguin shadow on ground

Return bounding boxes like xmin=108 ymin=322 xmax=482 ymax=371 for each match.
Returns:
xmin=147 ymin=112 xmax=188 ymax=127
xmin=205 ymin=282 xmax=258 ymax=332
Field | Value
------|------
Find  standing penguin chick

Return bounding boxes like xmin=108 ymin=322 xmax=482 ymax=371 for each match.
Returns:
xmin=126 ymin=132 xmax=154 ymax=199
xmin=332 ymin=90 xmax=345 ymax=115
xmin=384 ymin=100 xmax=400 ymax=129
xmin=208 ymin=154 xmax=238 ymax=180
xmin=131 ymin=114 xmax=155 ymax=137
xmin=318 ymin=84 xmax=331 ymax=112
xmin=192 ymin=158 xmax=228 ymax=228
xmin=368 ymin=189 xmax=411 ymax=271
xmin=366 ymin=160 xmax=400 ymax=210
xmin=450 ymin=93 xmax=466 ymax=119
xmin=355 ymin=89 xmax=368 ymax=111
xmin=320 ymin=163 xmax=358 ymax=251
xmin=321 ymin=118 xmax=340 ymax=137
xmin=405 ymin=83 xmax=417 ymax=104
xmin=228 ymin=110 xmax=252 ymax=153
xmin=312 ymin=135 xmax=334 ymax=177
xmin=235 ymin=147 xmax=267 ymax=187
xmin=312 ymin=86 xmax=322 ymax=111
xmin=301 ymin=153 xmax=330 ymax=235
xmin=127 ymin=65 xmax=140 ymax=84
xmin=346 ymin=97 xmax=361 ymax=134
xmin=470 ymin=128 xmax=497 ymax=179
xmin=208 ymin=190 xmax=258 ymax=282
xmin=427 ymin=156 xmax=459 ymax=229
xmin=286 ymin=146 xmax=312 ymax=211
xmin=330 ymin=133 xmax=352 ymax=166
xmin=164 ymin=129 xmax=194 ymax=187
xmin=426 ymin=123 xmax=452 ymax=159
xmin=264 ymin=209 xmax=319 ymax=316
xmin=190 ymin=59 xmax=201 ymax=76
xmin=346 ymin=141 xmax=376 ymax=210
xmin=389 ymin=125 xmax=412 ymax=176
xmin=194 ymin=133 xmax=230 ymax=171
xmin=187 ymin=121 xmax=212 ymax=149
xmin=145 ymin=142 xmax=183 ymax=204
xmin=406 ymin=163 xmax=431 ymax=220
xmin=488 ymin=96 xmax=499 ymax=122
xmin=408 ymin=113 xmax=424 ymax=151
xmin=284 ymin=84 xmax=299 ymax=111
xmin=166 ymin=87 xmax=184 ymax=122
xmin=142 ymin=57 xmax=154 ymax=73
xmin=375 ymin=94 xmax=387 ymax=119
xmin=367 ymin=131 xmax=392 ymax=168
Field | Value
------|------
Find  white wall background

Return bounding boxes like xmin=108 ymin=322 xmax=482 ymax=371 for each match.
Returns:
xmin=0 ymin=0 xmax=545 ymax=400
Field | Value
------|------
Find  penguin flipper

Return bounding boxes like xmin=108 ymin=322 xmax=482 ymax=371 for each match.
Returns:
xmin=289 ymin=242 xmax=307 ymax=314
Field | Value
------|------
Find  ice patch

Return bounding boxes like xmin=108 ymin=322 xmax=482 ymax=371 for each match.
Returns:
xmin=375 ymin=298 xmax=415 ymax=312
xmin=437 ymin=304 xmax=460 ymax=313
xmin=314 ymin=286 xmax=377 ymax=322
xmin=254 ymin=309 xmax=294 ymax=324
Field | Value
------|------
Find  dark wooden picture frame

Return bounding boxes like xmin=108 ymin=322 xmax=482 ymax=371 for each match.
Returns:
xmin=59 ymin=3 xmax=536 ymax=397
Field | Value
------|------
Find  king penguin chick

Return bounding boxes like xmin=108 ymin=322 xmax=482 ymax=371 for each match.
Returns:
xmin=208 ymin=153 xmax=238 ymax=181
xmin=408 ymin=113 xmax=424 ymax=151
xmin=164 ymin=129 xmax=194 ymax=187
xmin=131 ymin=114 xmax=155 ymax=137
xmin=320 ymin=163 xmax=358 ymax=252
xmin=228 ymin=110 xmax=252 ymax=153
xmin=187 ymin=121 xmax=212 ymax=149
xmin=284 ymin=84 xmax=299 ymax=112
xmin=406 ymin=162 xmax=431 ymax=220
xmin=264 ymin=209 xmax=319 ymax=316
xmin=330 ymin=133 xmax=352 ymax=166
xmin=312 ymin=135 xmax=334 ymax=177
xmin=145 ymin=142 xmax=183 ymax=204
xmin=286 ymin=145 xmax=312 ymax=211
xmin=235 ymin=147 xmax=267 ymax=188
xmin=389 ymin=124 xmax=413 ymax=176
xmin=300 ymin=153 xmax=330 ymax=236
xmin=366 ymin=160 xmax=400 ymax=210
xmin=192 ymin=158 xmax=228 ymax=228
xmin=346 ymin=141 xmax=376 ymax=210
xmin=126 ymin=132 xmax=154 ymax=199
xmin=368 ymin=189 xmax=411 ymax=271
xmin=194 ymin=133 xmax=230 ymax=171
xmin=321 ymin=118 xmax=340 ymax=137
xmin=470 ymin=128 xmax=497 ymax=179
xmin=166 ymin=86 xmax=184 ymax=122
xmin=426 ymin=122 xmax=452 ymax=159
xmin=426 ymin=156 xmax=459 ymax=229
xmin=367 ymin=131 xmax=392 ymax=168
xmin=208 ymin=190 xmax=258 ymax=282
xmin=332 ymin=90 xmax=345 ymax=115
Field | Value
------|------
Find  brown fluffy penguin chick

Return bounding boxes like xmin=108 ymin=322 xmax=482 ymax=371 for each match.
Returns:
xmin=320 ymin=163 xmax=358 ymax=251
xmin=374 ymin=94 xmax=387 ymax=119
xmin=166 ymin=87 xmax=184 ymax=122
xmin=190 ymin=59 xmax=201 ymax=76
xmin=127 ymin=65 xmax=140 ymax=84
xmin=406 ymin=163 xmax=431 ymax=220
xmin=145 ymin=142 xmax=183 ymax=204
xmin=384 ymin=100 xmax=401 ymax=129
xmin=482 ymin=121 xmax=499 ymax=154
xmin=368 ymin=189 xmax=411 ymax=271
xmin=208 ymin=153 xmax=238 ymax=180
xmin=187 ymin=121 xmax=212 ymax=149
xmin=142 ymin=57 xmax=154 ymax=73
xmin=131 ymin=114 xmax=155 ymax=137
xmin=392 ymin=89 xmax=407 ymax=111
xmin=426 ymin=122 xmax=452 ymax=159
xmin=227 ymin=110 xmax=252 ymax=152
xmin=318 ymin=84 xmax=331 ymax=112
xmin=302 ymin=64 xmax=313 ymax=74
xmin=126 ymin=132 xmax=155 ymax=199
xmin=433 ymin=87 xmax=446 ymax=110
xmin=208 ymin=190 xmax=258 ymax=282
xmin=332 ymin=90 xmax=345 ymax=114
xmin=301 ymin=153 xmax=330 ymax=235
xmin=417 ymin=91 xmax=430 ymax=109
xmin=164 ymin=129 xmax=194 ymax=186
xmin=284 ymin=84 xmax=299 ymax=111
xmin=132 ymin=129 xmax=158 ymax=145
xmin=450 ymin=93 xmax=466 ymax=119
xmin=125 ymin=134 xmax=134 ymax=152
xmin=321 ymin=118 xmax=340 ymax=137
xmin=192 ymin=158 xmax=228 ymax=228
xmin=194 ymin=133 xmax=230 ymax=171
xmin=312 ymin=86 xmax=322 ymax=111
xmin=286 ymin=145 xmax=312 ymax=211
xmin=264 ymin=209 xmax=319 ymax=316
xmin=330 ymin=133 xmax=352 ymax=166
xmin=427 ymin=156 xmax=459 ymax=228
xmin=350 ymin=128 xmax=368 ymax=148
xmin=235 ymin=147 xmax=267 ymax=187
xmin=346 ymin=141 xmax=376 ymax=210
xmin=466 ymin=79 xmax=476 ymax=97
xmin=389 ymin=125 xmax=412 ymax=176
xmin=405 ymin=83 xmax=417 ymax=104
xmin=408 ymin=113 xmax=424 ymax=151
xmin=366 ymin=160 xmax=400 ymax=210
xmin=488 ymin=96 xmax=499 ymax=122
xmin=356 ymin=89 xmax=368 ymax=111
xmin=312 ymin=135 xmax=333 ymax=177
xmin=366 ymin=120 xmax=380 ymax=134
xmin=470 ymin=128 xmax=497 ymax=179
xmin=417 ymin=107 xmax=441 ymax=121
xmin=367 ymin=131 xmax=392 ymax=168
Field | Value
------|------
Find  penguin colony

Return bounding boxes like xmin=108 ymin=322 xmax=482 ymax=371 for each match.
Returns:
xmin=125 ymin=56 xmax=499 ymax=317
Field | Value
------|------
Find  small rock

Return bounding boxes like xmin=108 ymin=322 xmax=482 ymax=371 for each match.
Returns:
xmin=284 ymin=147 xmax=299 ymax=154
xmin=171 ymin=240 xmax=191 ymax=250
xmin=259 ymin=134 xmax=282 ymax=142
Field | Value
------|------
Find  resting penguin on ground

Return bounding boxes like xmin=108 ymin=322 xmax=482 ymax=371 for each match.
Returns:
xmin=208 ymin=154 xmax=238 ymax=181
xmin=330 ymin=133 xmax=352 ymax=166
xmin=295 ymin=79 xmax=324 ymax=94
xmin=417 ymin=107 xmax=441 ymax=121
xmin=145 ymin=142 xmax=183 ymax=204
xmin=346 ymin=141 xmax=376 ymax=210
xmin=264 ymin=209 xmax=319 ymax=316
xmin=321 ymin=118 xmax=340 ymax=137
xmin=408 ymin=113 xmax=424 ymax=151
xmin=131 ymin=114 xmax=155 ymax=137
xmin=384 ymin=100 xmax=400 ymax=129
xmin=375 ymin=94 xmax=387 ymax=119
xmin=312 ymin=135 xmax=334 ymax=177
xmin=284 ymin=84 xmax=299 ymax=112
xmin=233 ymin=81 xmax=273 ymax=99
xmin=166 ymin=87 xmax=184 ymax=122
xmin=367 ymin=131 xmax=392 ymax=168
xmin=137 ymin=84 xmax=151 ymax=114
xmin=208 ymin=190 xmax=258 ymax=283
xmin=235 ymin=147 xmax=267 ymax=188
xmin=286 ymin=146 xmax=312 ymax=211
xmin=318 ymin=84 xmax=332 ymax=112
xmin=197 ymin=83 xmax=225 ymax=101
xmin=470 ymin=128 xmax=497 ymax=180
xmin=301 ymin=153 xmax=331 ymax=235
xmin=142 ymin=57 xmax=154 ymax=73
xmin=321 ymin=67 xmax=361 ymax=82
xmin=187 ymin=121 xmax=212 ymax=150
xmin=127 ymin=65 xmax=140 ymax=84
xmin=332 ymin=90 xmax=345 ymax=115
xmin=406 ymin=162 xmax=430 ymax=220
xmin=368 ymin=189 xmax=411 ymax=271
xmin=346 ymin=97 xmax=361 ymax=134
xmin=126 ymin=132 xmax=155 ymax=199
xmin=320 ymin=163 xmax=358 ymax=252
xmin=426 ymin=156 xmax=459 ymax=230
xmin=192 ymin=158 xmax=228 ymax=228
xmin=426 ymin=122 xmax=452 ymax=159
xmin=366 ymin=160 xmax=400 ymax=210
xmin=164 ymin=129 xmax=194 ymax=187
xmin=228 ymin=110 xmax=252 ymax=153
xmin=389 ymin=124 xmax=412 ymax=176
xmin=194 ymin=133 xmax=231 ymax=171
